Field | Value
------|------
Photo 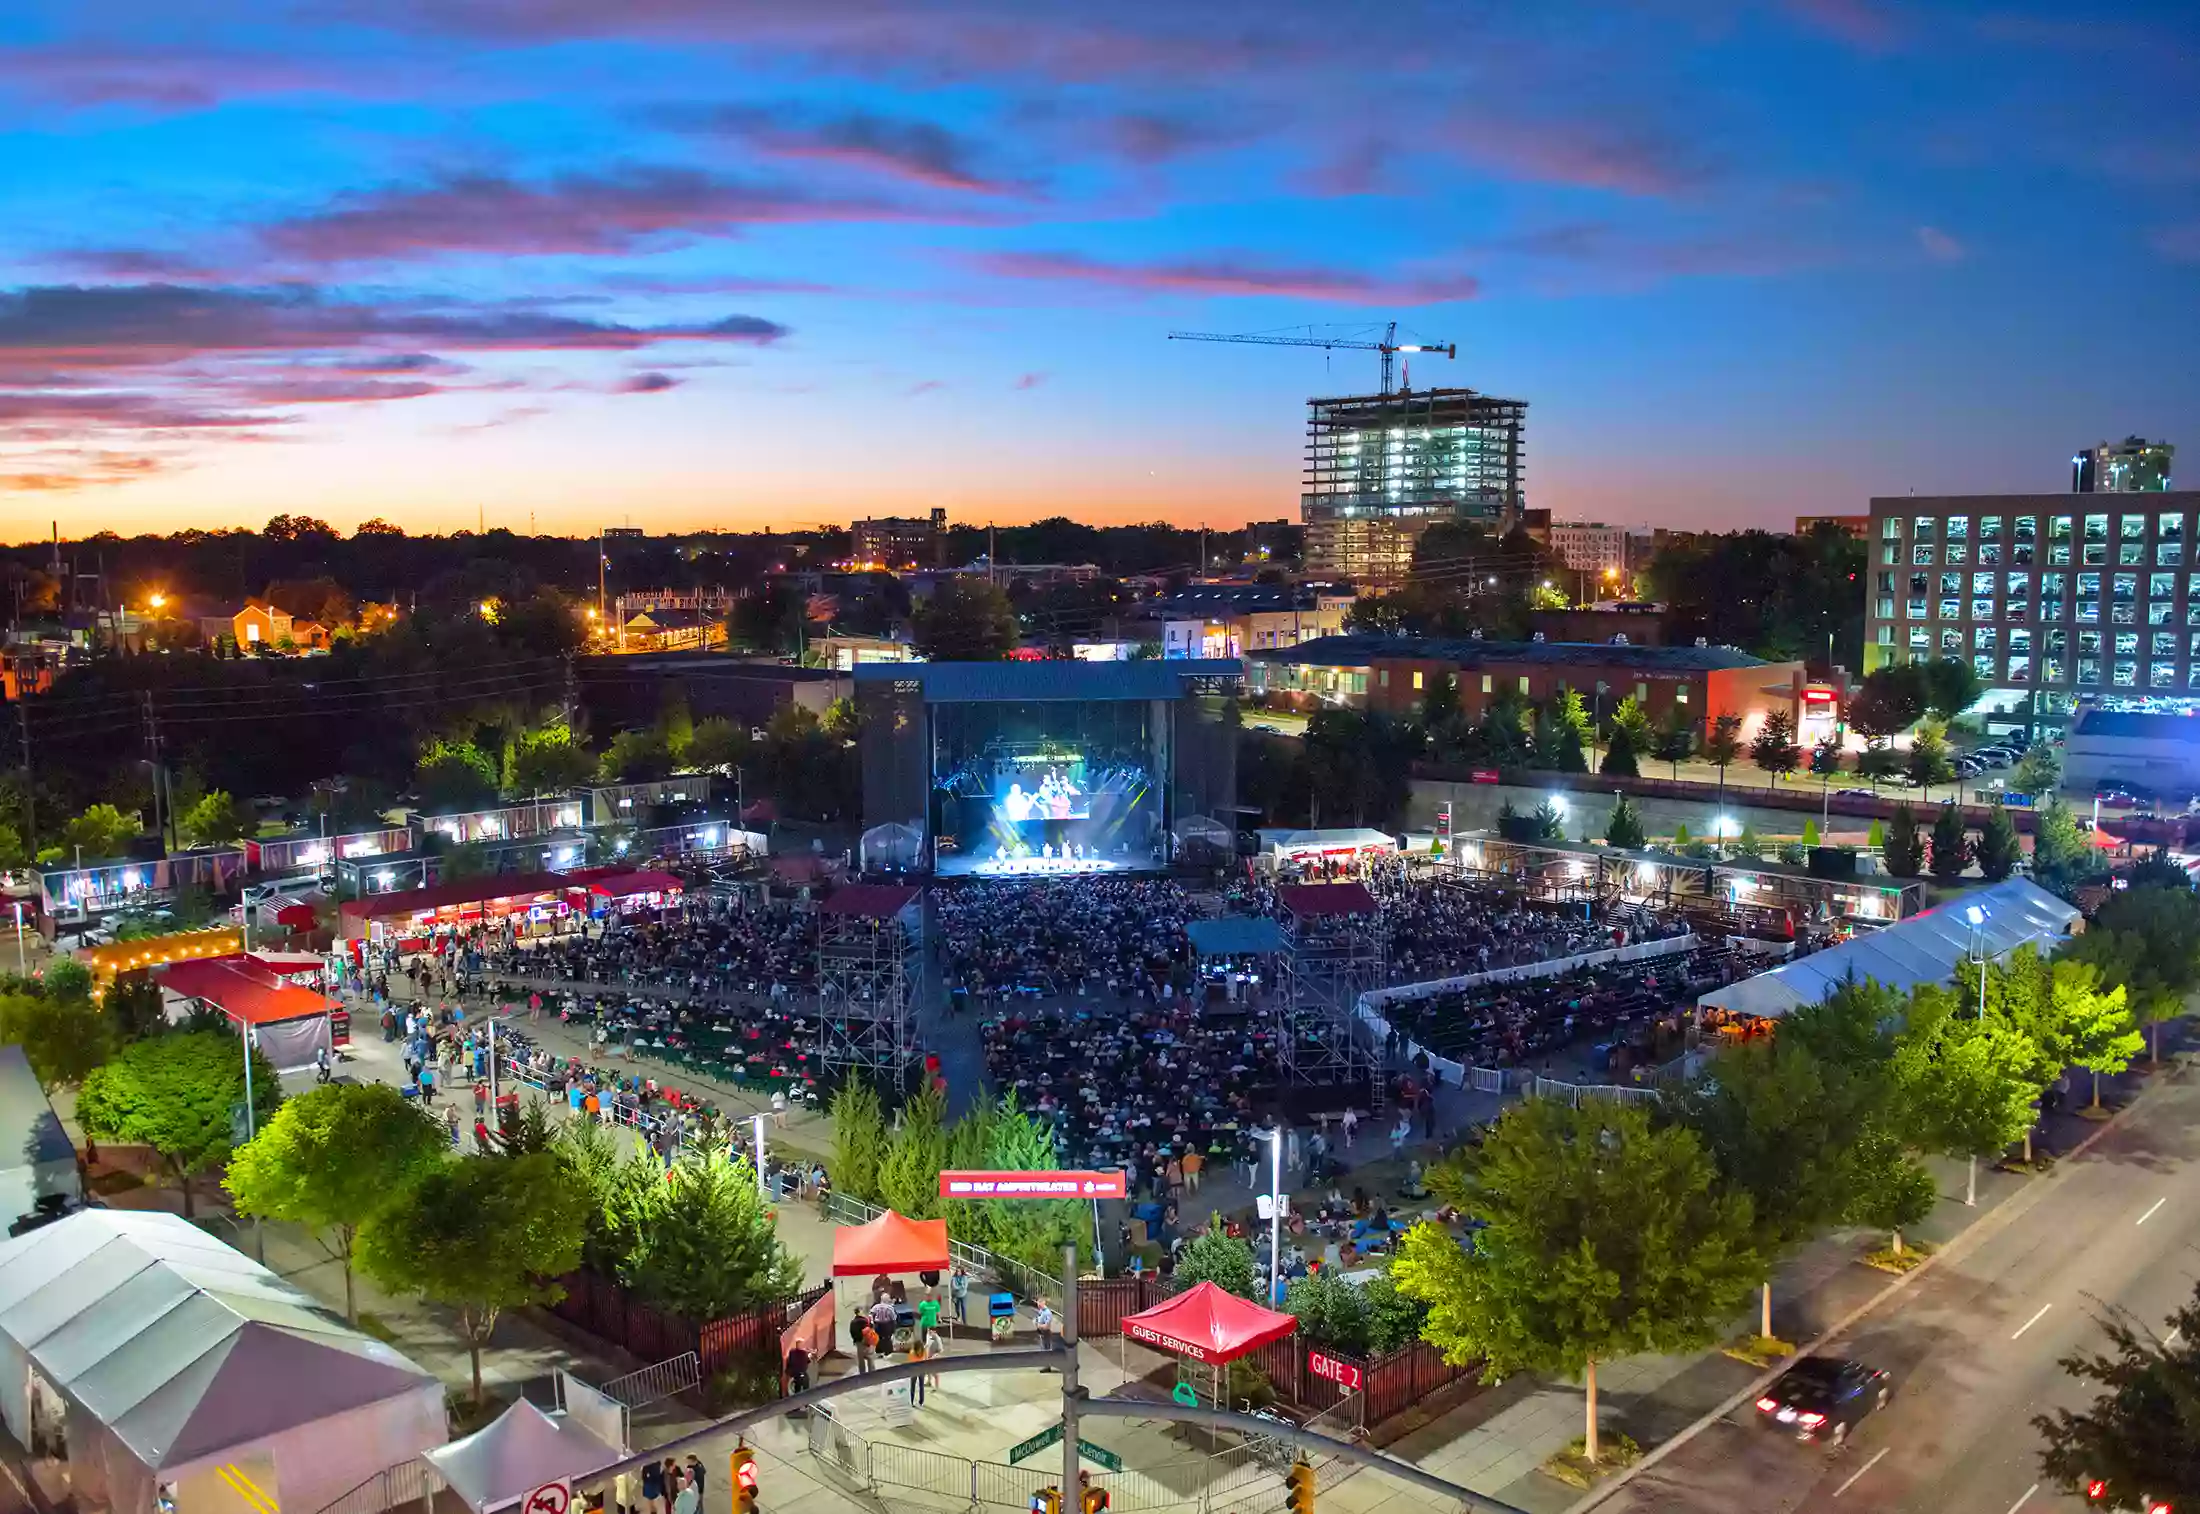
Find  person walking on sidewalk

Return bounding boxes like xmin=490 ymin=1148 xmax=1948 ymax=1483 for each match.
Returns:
xmin=951 ymin=1265 xmax=970 ymax=1326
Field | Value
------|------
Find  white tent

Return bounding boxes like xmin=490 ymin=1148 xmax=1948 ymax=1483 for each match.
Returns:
xmin=1698 ymin=877 xmax=2082 ymax=1020
xmin=0 ymin=1210 xmax=446 ymax=1514
xmin=426 ymin=1400 xmax=622 ymax=1511
xmin=1257 ymin=827 xmax=1397 ymax=860
xmin=0 ymin=1045 xmax=78 ymax=1229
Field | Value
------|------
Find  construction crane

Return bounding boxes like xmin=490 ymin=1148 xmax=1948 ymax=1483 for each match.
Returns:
xmin=1167 ymin=321 xmax=1454 ymax=395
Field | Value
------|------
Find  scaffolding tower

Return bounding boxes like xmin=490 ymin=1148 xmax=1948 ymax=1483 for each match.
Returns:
xmin=1275 ymin=883 xmax=1386 ymax=1094
xmin=815 ymin=883 xmax=923 ymax=1087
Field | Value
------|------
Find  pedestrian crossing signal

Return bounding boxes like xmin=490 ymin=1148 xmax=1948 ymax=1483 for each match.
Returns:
xmin=731 ymin=1446 xmax=758 ymax=1511
xmin=1028 ymin=1489 xmax=1059 ymax=1514
xmin=1286 ymin=1460 xmax=1315 ymax=1514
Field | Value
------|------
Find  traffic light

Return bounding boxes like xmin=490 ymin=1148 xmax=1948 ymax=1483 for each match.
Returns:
xmin=1285 ymin=1459 xmax=1316 ymax=1514
xmin=1081 ymin=1486 xmax=1110 ymax=1514
xmin=731 ymin=1446 xmax=758 ymax=1511
xmin=1028 ymin=1488 xmax=1060 ymax=1514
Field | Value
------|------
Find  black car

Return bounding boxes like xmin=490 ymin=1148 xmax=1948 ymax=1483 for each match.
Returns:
xmin=1755 ymin=1357 xmax=1891 ymax=1445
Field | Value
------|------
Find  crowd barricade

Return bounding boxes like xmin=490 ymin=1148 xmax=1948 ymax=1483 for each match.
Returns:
xmin=1353 ymin=933 xmax=1700 ymax=1088
xmin=544 ymin=1268 xmax=831 ymax=1378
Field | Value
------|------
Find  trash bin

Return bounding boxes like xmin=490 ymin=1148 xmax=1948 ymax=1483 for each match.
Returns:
xmin=988 ymin=1292 xmax=1016 ymax=1344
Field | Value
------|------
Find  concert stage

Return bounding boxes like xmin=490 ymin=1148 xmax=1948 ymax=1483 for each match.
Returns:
xmin=934 ymin=852 xmax=1150 ymax=880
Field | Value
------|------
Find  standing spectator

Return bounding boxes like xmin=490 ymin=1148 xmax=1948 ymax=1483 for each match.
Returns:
xmin=638 ymin=1459 xmax=665 ymax=1514
xmin=785 ymin=1342 xmax=812 ymax=1395
xmin=1389 ymin=1111 xmax=1412 ymax=1158
xmin=1181 ymin=1149 xmax=1204 ymax=1194
xmin=1033 ymin=1296 xmax=1057 ymax=1364
xmin=1340 ymin=1108 xmax=1358 ymax=1147
xmin=951 ymin=1265 xmax=970 ymax=1327
xmin=850 ymin=1309 xmax=875 ymax=1373
xmin=682 ymin=1457 xmax=705 ymax=1505
xmin=917 ymin=1289 xmax=942 ymax=1337
xmin=909 ymin=1335 xmax=929 ymax=1406
xmin=924 ymin=1324 xmax=946 ymax=1390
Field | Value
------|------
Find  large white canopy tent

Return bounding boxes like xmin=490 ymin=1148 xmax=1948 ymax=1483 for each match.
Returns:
xmin=425 ymin=1400 xmax=621 ymax=1512
xmin=1698 ymin=877 xmax=2081 ymax=1020
xmin=0 ymin=1210 xmax=446 ymax=1514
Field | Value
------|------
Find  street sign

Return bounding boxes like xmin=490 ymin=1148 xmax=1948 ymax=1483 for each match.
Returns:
xmin=1307 ymin=1350 xmax=1364 ymax=1392
xmin=939 ymin=1170 xmax=1128 ymax=1200
xmin=522 ymin=1482 xmax=570 ymax=1514
xmin=1171 ymin=1382 xmax=1200 ymax=1408
xmin=1077 ymin=1441 xmax=1123 ymax=1473
xmin=1008 ymin=1424 xmax=1065 ymax=1465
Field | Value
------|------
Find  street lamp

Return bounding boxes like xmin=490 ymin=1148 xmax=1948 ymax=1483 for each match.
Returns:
xmin=1266 ymin=1128 xmax=1284 ymax=1306
xmin=751 ymin=1114 xmax=770 ymax=1198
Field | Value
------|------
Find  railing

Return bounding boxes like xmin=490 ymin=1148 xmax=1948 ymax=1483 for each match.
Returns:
xmin=821 ymin=1190 xmax=1057 ymax=1303
xmin=870 ymin=1442 xmax=973 ymax=1500
xmin=1467 ymin=1066 xmax=1510 ymax=1094
xmin=1299 ymin=1396 xmax=1366 ymax=1488
xmin=307 ymin=1459 xmax=444 ymax=1514
xmin=600 ymin=1351 xmax=701 ymax=1408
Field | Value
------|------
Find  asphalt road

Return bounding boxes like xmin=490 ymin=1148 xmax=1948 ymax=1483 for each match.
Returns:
xmin=1596 ymin=1067 xmax=2200 ymax=1514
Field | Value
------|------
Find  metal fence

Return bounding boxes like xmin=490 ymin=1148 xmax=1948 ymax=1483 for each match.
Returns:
xmin=1532 ymin=1075 xmax=1660 ymax=1109
xmin=307 ymin=1459 xmax=444 ymax=1514
xmin=870 ymin=1441 xmax=973 ymax=1501
xmin=600 ymin=1351 xmax=701 ymax=1408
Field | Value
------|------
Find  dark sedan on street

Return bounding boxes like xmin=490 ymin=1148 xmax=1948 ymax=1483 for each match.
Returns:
xmin=1754 ymin=1357 xmax=1891 ymax=1445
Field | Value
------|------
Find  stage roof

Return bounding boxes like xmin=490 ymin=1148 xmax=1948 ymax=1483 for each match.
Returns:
xmin=1186 ymin=917 xmax=1289 ymax=956
xmin=852 ymin=659 xmax=1240 ymax=703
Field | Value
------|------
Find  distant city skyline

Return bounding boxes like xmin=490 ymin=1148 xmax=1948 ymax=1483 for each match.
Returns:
xmin=2 ymin=0 xmax=2196 ymax=540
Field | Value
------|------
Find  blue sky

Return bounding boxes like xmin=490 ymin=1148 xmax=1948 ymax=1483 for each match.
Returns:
xmin=0 ymin=0 xmax=2195 ymax=539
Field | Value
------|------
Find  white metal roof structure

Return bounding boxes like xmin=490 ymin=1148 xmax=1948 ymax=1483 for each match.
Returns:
xmin=1698 ymin=878 xmax=2081 ymax=1020
xmin=0 ymin=1209 xmax=445 ymax=1514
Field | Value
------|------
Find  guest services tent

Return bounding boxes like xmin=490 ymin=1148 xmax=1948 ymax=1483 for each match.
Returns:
xmin=1697 ymin=877 xmax=2081 ymax=1021
xmin=831 ymin=1210 xmax=950 ymax=1277
xmin=0 ymin=1210 xmax=445 ymax=1514
xmin=1119 ymin=1281 xmax=1297 ymax=1366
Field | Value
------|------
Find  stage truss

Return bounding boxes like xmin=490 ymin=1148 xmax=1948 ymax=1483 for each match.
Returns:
xmin=815 ymin=883 xmax=924 ymax=1086
xmin=1275 ymin=883 xmax=1385 ymax=1094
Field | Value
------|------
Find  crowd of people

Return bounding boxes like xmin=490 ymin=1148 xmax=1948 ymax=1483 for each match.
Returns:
xmin=936 ymin=877 xmax=1196 ymax=1008
xmin=460 ymin=895 xmax=817 ymax=1003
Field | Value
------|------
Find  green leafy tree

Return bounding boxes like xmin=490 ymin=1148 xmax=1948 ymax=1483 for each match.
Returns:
xmin=2012 ymin=742 xmax=2062 ymax=797
xmin=76 ymin=1029 xmax=281 ymax=1216
xmin=176 ymin=789 xmax=256 ymax=849
xmin=1362 ymin=1274 xmax=1431 ymax=1354
xmin=682 ymin=717 xmax=751 ymax=776
xmin=1975 ymin=802 xmax=2022 ymax=882
xmin=2034 ymin=1283 xmax=2200 ymax=1510
xmin=1604 ymin=794 xmax=1646 ymax=851
xmin=1802 ymin=818 xmax=1821 ymax=847
xmin=912 ymin=575 xmax=1018 ymax=661
xmin=2052 ymin=965 xmax=2143 ymax=1112
xmin=1883 ymin=803 xmax=1924 ymax=877
xmin=1283 ymin=1270 xmax=1374 ymax=1353
xmin=1529 ymin=706 xmax=1587 ymax=773
xmin=627 ymin=1146 xmax=805 ymax=1319
xmin=357 ymin=1153 xmax=588 ymax=1406
xmin=1702 ymin=713 xmax=1744 ymax=803
xmin=956 ymin=1095 xmax=1093 ymax=1275
xmin=60 ymin=803 xmax=139 ymax=861
xmin=1599 ymin=724 xmax=1640 ymax=778
xmin=415 ymin=739 xmax=500 ymax=811
xmin=1392 ymin=1099 xmax=1761 ymax=1463
xmin=1781 ymin=979 xmax=1938 ymax=1254
xmin=597 ymin=727 xmax=675 ymax=783
xmin=1808 ymin=738 xmax=1844 ymax=782
xmin=1855 ymin=738 xmax=1903 ymax=792
xmin=1609 ymin=695 xmax=1651 ymax=749
xmin=2065 ymin=883 xmax=2200 ymax=1062
xmin=1749 ymin=709 xmax=1803 ymax=788
xmin=104 ymin=977 xmax=167 ymax=1041
xmin=1651 ymin=703 xmax=1696 ymax=778
xmin=828 ymin=1081 xmax=888 ymax=1205
xmin=1920 ymin=657 xmax=1986 ymax=721
xmin=1897 ymin=988 xmax=2042 ymax=1204
xmin=2030 ymin=795 xmax=2102 ymax=891
xmin=876 ymin=1086 xmax=949 ymax=1219
xmin=1175 ymin=1218 xmax=1259 ymax=1301
xmin=1847 ymin=664 xmax=1927 ymax=738
xmin=1906 ymin=721 xmax=1955 ymax=796
xmin=505 ymin=725 xmax=595 ymax=798
xmin=225 ymin=1083 xmax=450 ymax=1321
xmin=1927 ymin=802 xmax=1973 ymax=881
xmin=0 ymin=990 xmax=113 ymax=1089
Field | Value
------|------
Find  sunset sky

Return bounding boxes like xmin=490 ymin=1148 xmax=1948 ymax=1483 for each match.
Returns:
xmin=2 ymin=0 xmax=2197 ymax=542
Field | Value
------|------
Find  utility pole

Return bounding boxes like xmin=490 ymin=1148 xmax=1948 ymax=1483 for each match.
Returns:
xmin=1058 ymin=1244 xmax=1081 ymax=1511
xmin=17 ymin=703 xmax=33 ymax=855
xmin=142 ymin=691 xmax=165 ymax=850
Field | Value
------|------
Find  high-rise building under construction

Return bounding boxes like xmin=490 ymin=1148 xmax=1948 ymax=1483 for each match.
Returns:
xmin=1300 ymin=386 xmax=1527 ymax=586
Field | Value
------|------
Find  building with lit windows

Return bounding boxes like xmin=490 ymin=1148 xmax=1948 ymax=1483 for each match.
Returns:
xmin=852 ymin=509 xmax=947 ymax=569
xmin=2073 ymin=437 xmax=2174 ymax=494
xmin=1301 ymin=387 xmax=1527 ymax=586
xmin=1864 ymin=492 xmax=2200 ymax=717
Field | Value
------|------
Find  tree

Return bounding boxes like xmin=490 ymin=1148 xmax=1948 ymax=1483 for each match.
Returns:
xmin=1604 ymin=794 xmax=1646 ymax=851
xmin=2032 ymin=797 xmax=2102 ymax=890
xmin=1749 ymin=710 xmax=1803 ymax=789
xmin=912 ymin=576 xmax=1018 ymax=661
xmin=60 ymin=803 xmax=138 ymax=861
xmin=1906 ymin=721 xmax=1955 ymax=796
xmin=1897 ymin=988 xmax=2042 ymax=1204
xmin=176 ymin=789 xmax=255 ymax=849
xmin=1808 ymin=737 xmax=1843 ymax=782
xmin=2066 ymin=882 xmax=2200 ymax=1062
xmin=1176 ymin=1218 xmax=1260 ymax=1300
xmin=627 ymin=1146 xmax=805 ymax=1319
xmin=2052 ymin=964 xmax=2142 ymax=1112
xmin=1599 ymin=724 xmax=1640 ymax=778
xmin=1778 ymin=980 xmax=1938 ymax=1256
xmin=1855 ymin=738 xmax=1903 ymax=792
xmin=682 ymin=717 xmax=751 ymax=776
xmin=876 ymin=1087 xmax=949 ymax=1219
xmin=76 ymin=1030 xmax=281 ymax=1216
xmin=828 ymin=1081 xmax=888 ymax=1205
xmin=1975 ymin=802 xmax=2022 ymax=881
xmin=357 ymin=1153 xmax=588 ymax=1405
xmin=1497 ymin=801 xmax=1564 ymax=844
xmin=1847 ymin=664 xmax=1928 ymax=738
xmin=2012 ymin=742 xmax=2062 ymax=797
xmin=1919 ymin=657 xmax=1985 ymax=721
xmin=1283 ymin=1270 xmax=1375 ymax=1353
xmin=1392 ymin=1099 xmax=1761 ymax=1464
xmin=1609 ymin=694 xmax=1651 ymax=750
xmin=2034 ymin=1282 xmax=2200 ymax=1510
xmin=0 ymin=990 xmax=113 ymax=1089
xmin=1702 ymin=713 xmax=1744 ymax=803
xmin=1529 ymin=707 xmax=1586 ymax=774
xmin=597 ymin=727 xmax=674 ymax=783
xmin=1927 ymin=802 xmax=1973 ymax=881
xmin=1883 ymin=803 xmax=1924 ymax=877
xmin=505 ymin=725 xmax=595 ymax=798
xmin=225 ymin=1083 xmax=450 ymax=1321
xmin=1650 ymin=704 xmax=1695 ymax=778
xmin=415 ymin=739 xmax=499 ymax=811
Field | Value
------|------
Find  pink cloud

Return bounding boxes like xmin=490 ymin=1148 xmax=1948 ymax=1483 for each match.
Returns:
xmin=1014 ymin=371 xmax=1048 ymax=389
xmin=1914 ymin=225 xmax=1966 ymax=262
xmin=617 ymin=371 xmax=681 ymax=393
xmin=1783 ymin=0 xmax=1904 ymax=51
xmin=1447 ymin=111 xmax=1708 ymax=197
xmin=973 ymin=250 xmax=1478 ymax=304
xmin=657 ymin=105 xmax=1023 ymax=195
xmin=905 ymin=379 xmax=947 ymax=396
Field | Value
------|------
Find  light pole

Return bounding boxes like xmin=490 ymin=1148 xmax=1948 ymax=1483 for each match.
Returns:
xmin=1267 ymin=1127 xmax=1284 ymax=1305
xmin=1964 ymin=902 xmax=1989 ymax=1203
xmin=751 ymin=1113 xmax=770 ymax=1197
xmin=11 ymin=901 xmax=22 ymax=975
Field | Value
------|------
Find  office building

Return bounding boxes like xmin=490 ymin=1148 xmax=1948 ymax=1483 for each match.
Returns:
xmin=852 ymin=508 xmax=947 ymax=569
xmin=1543 ymin=521 xmax=1631 ymax=580
xmin=2074 ymin=437 xmax=2174 ymax=494
xmin=1863 ymin=491 xmax=2200 ymax=713
xmin=1156 ymin=584 xmax=1355 ymax=660
xmin=1301 ymin=387 xmax=1526 ymax=586
xmin=1796 ymin=514 xmax=1872 ymax=539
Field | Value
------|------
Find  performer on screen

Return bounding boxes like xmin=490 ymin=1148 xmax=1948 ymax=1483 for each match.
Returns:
xmin=1003 ymin=782 xmax=1036 ymax=823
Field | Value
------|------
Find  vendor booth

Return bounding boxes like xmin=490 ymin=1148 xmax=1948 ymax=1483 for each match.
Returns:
xmin=1119 ymin=1282 xmax=1297 ymax=1420
xmin=0 ymin=1210 xmax=446 ymax=1514
xmin=830 ymin=1210 xmax=950 ymax=1353
xmin=154 ymin=955 xmax=342 ymax=1072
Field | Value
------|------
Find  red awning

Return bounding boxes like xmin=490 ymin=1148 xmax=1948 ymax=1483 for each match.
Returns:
xmin=588 ymin=869 xmax=684 ymax=899
xmin=830 ymin=1211 xmax=951 ymax=1277
xmin=157 ymin=955 xmax=338 ymax=1026
xmin=1119 ymin=1281 xmax=1298 ymax=1365
xmin=274 ymin=903 xmax=319 ymax=928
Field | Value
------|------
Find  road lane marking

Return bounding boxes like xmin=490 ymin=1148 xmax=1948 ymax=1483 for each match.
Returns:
xmin=2138 ymin=1197 xmax=2167 ymax=1225
xmin=2166 ymin=1327 xmax=2183 ymax=1348
xmin=1833 ymin=1447 xmax=1889 ymax=1496
xmin=2006 ymin=1483 xmax=2039 ymax=1514
xmin=2013 ymin=1304 xmax=2053 ymax=1339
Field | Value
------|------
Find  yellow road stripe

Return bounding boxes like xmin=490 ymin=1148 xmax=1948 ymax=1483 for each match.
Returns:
xmin=217 ymin=1464 xmax=279 ymax=1514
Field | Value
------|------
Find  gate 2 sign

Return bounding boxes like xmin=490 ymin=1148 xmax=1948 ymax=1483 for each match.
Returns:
xmin=1307 ymin=1350 xmax=1364 ymax=1392
xmin=937 ymin=1170 xmax=1128 ymax=1200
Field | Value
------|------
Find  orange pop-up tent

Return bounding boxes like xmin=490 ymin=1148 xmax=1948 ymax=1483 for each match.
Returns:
xmin=831 ymin=1210 xmax=951 ymax=1277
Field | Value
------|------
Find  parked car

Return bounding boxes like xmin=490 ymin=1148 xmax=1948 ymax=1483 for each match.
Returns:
xmin=1755 ymin=1356 xmax=1892 ymax=1445
xmin=1833 ymin=787 xmax=1878 ymax=799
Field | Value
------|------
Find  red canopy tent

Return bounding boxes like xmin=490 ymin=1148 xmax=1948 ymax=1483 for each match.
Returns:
xmin=1119 ymin=1282 xmax=1297 ymax=1366
xmin=830 ymin=1210 xmax=951 ymax=1277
